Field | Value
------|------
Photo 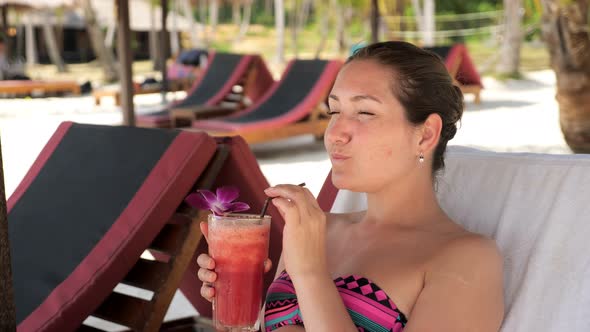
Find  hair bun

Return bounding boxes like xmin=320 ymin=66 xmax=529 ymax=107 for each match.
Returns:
xmin=443 ymin=124 xmax=457 ymax=140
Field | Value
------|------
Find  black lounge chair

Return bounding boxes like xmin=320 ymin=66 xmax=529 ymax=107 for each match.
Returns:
xmin=179 ymin=59 xmax=342 ymax=144
xmin=8 ymin=122 xmax=228 ymax=332
xmin=137 ymin=52 xmax=274 ymax=128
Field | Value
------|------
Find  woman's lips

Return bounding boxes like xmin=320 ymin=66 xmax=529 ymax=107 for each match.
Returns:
xmin=330 ymin=153 xmax=350 ymax=161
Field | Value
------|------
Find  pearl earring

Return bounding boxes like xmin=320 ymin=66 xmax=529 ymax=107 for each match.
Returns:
xmin=419 ymin=153 xmax=425 ymax=164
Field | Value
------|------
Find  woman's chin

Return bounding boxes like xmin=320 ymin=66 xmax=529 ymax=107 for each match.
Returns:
xmin=331 ymin=174 xmax=353 ymax=191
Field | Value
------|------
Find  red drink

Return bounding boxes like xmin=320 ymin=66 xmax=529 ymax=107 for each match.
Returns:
xmin=208 ymin=214 xmax=271 ymax=331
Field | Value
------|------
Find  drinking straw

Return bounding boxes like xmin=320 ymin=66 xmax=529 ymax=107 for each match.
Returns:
xmin=259 ymin=182 xmax=306 ymax=218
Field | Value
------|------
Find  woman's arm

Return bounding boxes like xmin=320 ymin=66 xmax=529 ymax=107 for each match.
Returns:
xmin=264 ymin=185 xmax=358 ymax=332
xmin=403 ymin=235 xmax=504 ymax=332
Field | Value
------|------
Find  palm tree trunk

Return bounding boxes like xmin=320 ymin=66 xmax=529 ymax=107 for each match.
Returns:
xmin=181 ymin=0 xmax=203 ymax=48
xmin=104 ymin=24 xmax=116 ymax=50
xmin=82 ymin=0 xmax=118 ymax=82
xmin=541 ymin=0 xmax=590 ymax=153
xmin=315 ymin=0 xmax=330 ymax=58
xmin=232 ymin=0 xmax=241 ymax=27
xmin=199 ymin=0 xmax=208 ymax=43
xmin=370 ymin=0 xmax=380 ymax=43
xmin=25 ymin=13 xmax=37 ymax=66
xmin=170 ymin=0 xmax=180 ymax=56
xmin=296 ymin=0 xmax=312 ymax=34
xmin=496 ymin=0 xmax=523 ymax=76
xmin=335 ymin=2 xmax=345 ymax=53
xmin=411 ymin=0 xmax=424 ymax=38
xmin=290 ymin=0 xmax=299 ymax=58
xmin=274 ymin=0 xmax=285 ymax=63
xmin=0 ymin=138 xmax=16 ymax=331
xmin=209 ymin=0 xmax=219 ymax=40
xmin=422 ymin=0 xmax=435 ymax=46
xmin=235 ymin=0 xmax=253 ymax=43
xmin=41 ymin=10 xmax=67 ymax=73
xmin=150 ymin=1 xmax=162 ymax=70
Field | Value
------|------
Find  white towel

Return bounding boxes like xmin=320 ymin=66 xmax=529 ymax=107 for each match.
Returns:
xmin=331 ymin=146 xmax=590 ymax=331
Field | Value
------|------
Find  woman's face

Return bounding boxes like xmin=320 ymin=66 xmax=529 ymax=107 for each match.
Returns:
xmin=324 ymin=59 xmax=420 ymax=192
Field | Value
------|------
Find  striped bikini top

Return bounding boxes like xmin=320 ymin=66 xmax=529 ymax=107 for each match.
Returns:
xmin=264 ymin=270 xmax=407 ymax=332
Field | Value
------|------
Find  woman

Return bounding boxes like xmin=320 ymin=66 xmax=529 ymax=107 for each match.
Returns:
xmin=198 ymin=41 xmax=504 ymax=331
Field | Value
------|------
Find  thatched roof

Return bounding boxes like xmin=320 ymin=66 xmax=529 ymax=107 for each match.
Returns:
xmin=0 ymin=0 xmax=76 ymax=9
xmin=6 ymin=0 xmax=196 ymax=32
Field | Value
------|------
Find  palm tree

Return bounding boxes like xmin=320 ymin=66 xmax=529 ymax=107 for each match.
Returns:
xmin=81 ymin=0 xmax=118 ymax=82
xmin=208 ymin=0 xmax=219 ymax=41
xmin=25 ymin=12 xmax=37 ymax=66
xmin=274 ymin=0 xmax=285 ymax=63
xmin=239 ymin=0 xmax=253 ymax=40
xmin=496 ymin=0 xmax=523 ymax=77
xmin=180 ymin=0 xmax=203 ymax=48
xmin=541 ymin=0 xmax=590 ymax=153
xmin=370 ymin=0 xmax=379 ymax=43
xmin=314 ymin=0 xmax=331 ymax=58
xmin=41 ymin=9 xmax=67 ymax=72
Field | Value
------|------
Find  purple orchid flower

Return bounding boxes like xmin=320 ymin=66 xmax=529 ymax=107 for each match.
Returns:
xmin=185 ymin=185 xmax=250 ymax=216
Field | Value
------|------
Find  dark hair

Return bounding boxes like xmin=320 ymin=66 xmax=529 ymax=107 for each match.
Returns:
xmin=347 ymin=41 xmax=464 ymax=174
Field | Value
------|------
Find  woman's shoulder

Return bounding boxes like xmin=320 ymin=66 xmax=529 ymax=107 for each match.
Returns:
xmin=429 ymin=227 xmax=503 ymax=278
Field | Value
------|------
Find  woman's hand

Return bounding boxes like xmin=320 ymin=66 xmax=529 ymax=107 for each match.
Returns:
xmin=197 ymin=222 xmax=273 ymax=302
xmin=264 ymin=184 xmax=328 ymax=279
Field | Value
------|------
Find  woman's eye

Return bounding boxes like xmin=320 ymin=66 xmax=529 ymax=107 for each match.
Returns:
xmin=326 ymin=110 xmax=339 ymax=116
xmin=358 ymin=111 xmax=375 ymax=116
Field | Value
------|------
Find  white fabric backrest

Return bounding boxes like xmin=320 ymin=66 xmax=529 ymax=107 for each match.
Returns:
xmin=331 ymin=146 xmax=590 ymax=332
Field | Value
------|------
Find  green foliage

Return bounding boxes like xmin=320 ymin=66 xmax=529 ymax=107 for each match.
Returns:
xmin=436 ymin=0 xmax=502 ymax=13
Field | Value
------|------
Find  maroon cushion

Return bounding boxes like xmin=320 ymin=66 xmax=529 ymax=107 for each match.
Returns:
xmin=447 ymin=44 xmax=483 ymax=87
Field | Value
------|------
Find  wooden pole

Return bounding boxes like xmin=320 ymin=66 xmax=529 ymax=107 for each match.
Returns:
xmin=117 ymin=0 xmax=135 ymax=126
xmin=0 ymin=137 xmax=16 ymax=331
xmin=1 ymin=5 xmax=12 ymax=60
xmin=160 ymin=0 xmax=169 ymax=104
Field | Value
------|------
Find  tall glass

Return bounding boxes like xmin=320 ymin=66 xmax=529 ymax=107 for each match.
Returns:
xmin=208 ymin=213 xmax=271 ymax=332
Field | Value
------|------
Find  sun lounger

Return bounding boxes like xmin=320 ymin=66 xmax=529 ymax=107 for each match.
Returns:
xmin=87 ymin=135 xmax=288 ymax=330
xmin=0 ymin=80 xmax=80 ymax=97
xmin=317 ymin=146 xmax=590 ymax=331
xmin=425 ymin=44 xmax=483 ymax=104
xmin=181 ymin=59 xmax=342 ymax=144
xmin=138 ymin=53 xmax=274 ymax=129
xmin=7 ymin=121 xmax=228 ymax=332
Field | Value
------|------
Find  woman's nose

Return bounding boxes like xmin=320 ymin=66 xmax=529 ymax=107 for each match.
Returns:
xmin=325 ymin=115 xmax=352 ymax=145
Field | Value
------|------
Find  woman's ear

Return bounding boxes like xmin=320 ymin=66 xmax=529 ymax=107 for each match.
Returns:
xmin=418 ymin=113 xmax=442 ymax=154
